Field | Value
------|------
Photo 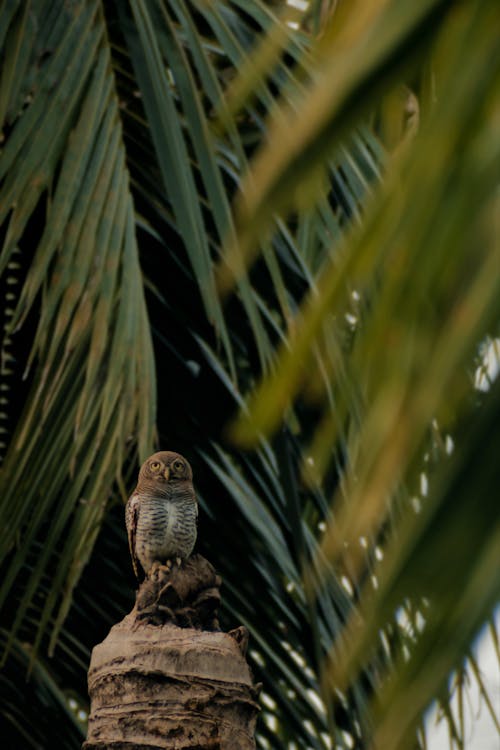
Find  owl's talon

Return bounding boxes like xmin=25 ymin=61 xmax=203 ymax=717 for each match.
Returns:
xmin=148 ymin=560 xmax=162 ymax=580
xmin=150 ymin=561 xmax=172 ymax=579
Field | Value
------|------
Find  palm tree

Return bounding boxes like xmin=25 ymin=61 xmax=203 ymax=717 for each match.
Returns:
xmin=0 ymin=1 xmax=498 ymax=749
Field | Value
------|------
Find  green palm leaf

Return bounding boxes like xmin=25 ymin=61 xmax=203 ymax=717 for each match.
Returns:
xmin=225 ymin=0 xmax=500 ymax=747
xmin=0 ymin=0 xmax=155 ymax=660
xmin=5 ymin=2 xmax=493 ymax=749
xmin=1 ymin=1 xmax=381 ymax=746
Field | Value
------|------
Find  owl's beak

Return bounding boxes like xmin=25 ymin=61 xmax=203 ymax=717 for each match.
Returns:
xmin=163 ymin=467 xmax=170 ymax=481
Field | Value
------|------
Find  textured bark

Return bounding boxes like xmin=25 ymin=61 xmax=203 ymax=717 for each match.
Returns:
xmin=83 ymin=556 xmax=259 ymax=749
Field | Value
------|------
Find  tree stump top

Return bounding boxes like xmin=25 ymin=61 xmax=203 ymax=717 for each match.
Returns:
xmin=84 ymin=555 xmax=259 ymax=749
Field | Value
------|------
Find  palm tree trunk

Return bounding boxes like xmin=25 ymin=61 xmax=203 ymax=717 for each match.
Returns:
xmin=83 ymin=556 xmax=259 ymax=749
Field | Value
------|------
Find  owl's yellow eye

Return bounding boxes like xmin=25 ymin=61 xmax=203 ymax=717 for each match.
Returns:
xmin=150 ymin=461 xmax=161 ymax=472
xmin=172 ymin=459 xmax=184 ymax=473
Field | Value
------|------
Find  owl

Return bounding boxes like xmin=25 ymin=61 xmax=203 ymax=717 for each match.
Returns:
xmin=126 ymin=451 xmax=198 ymax=582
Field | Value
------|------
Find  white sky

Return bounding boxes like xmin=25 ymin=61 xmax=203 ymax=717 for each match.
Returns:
xmin=427 ymin=611 xmax=500 ymax=749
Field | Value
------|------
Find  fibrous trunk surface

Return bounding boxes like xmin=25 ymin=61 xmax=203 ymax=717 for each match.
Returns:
xmin=83 ymin=556 xmax=259 ymax=749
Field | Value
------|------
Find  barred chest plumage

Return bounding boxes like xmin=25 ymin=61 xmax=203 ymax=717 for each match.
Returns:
xmin=133 ymin=494 xmax=197 ymax=575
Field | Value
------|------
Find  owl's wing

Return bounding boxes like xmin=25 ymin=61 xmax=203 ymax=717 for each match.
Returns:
xmin=125 ymin=494 xmax=145 ymax=582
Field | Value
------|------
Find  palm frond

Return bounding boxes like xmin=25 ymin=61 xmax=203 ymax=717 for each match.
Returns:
xmin=224 ymin=0 xmax=500 ymax=747
xmin=2 ymin=2 xmax=458 ymax=749
xmin=0 ymin=0 xmax=155 ymax=660
xmin=0 ymin=630 xmax=85 ymax=749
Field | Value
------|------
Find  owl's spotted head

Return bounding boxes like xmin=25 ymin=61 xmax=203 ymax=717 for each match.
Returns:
xmin=136 ymin=451 xmax=193 ymax=494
